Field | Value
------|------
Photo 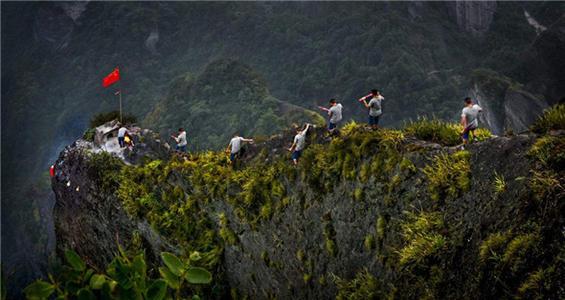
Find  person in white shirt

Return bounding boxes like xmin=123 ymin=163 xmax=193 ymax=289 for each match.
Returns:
xmin=226 ymin=133 xmax=254 ymax=165
xmin=288 ymin=123 xmax=311 ymax=165
xmin=460 ymin=97 xmax=483 ymax=146
xmin=118 ymin=127 xmax=128 ymax=148
xmin=358 ymin=89 xmax=384 ymax=130
xmin=318 ymin=99 xmax=343 ymax=135
xmin=171 ymin=128 xmax=188 ymax=152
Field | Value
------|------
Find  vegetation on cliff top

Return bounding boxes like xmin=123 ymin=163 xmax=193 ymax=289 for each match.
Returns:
xmin=32 ymin=106 xmax=565 ymax=298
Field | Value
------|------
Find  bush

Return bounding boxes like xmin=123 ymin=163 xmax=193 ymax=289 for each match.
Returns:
xmin=423 ymin=151 xmax=471 ymax=201
xmin=398 ymin=211 xmax=446 ymax=266
xmin=404 ymin=118 xmax=492 ymax=146
xmin=531 ymin=104 xmax=565 ymax=134
xmin=89 ymin=111 xmax=138 ymax=128
xmin=333 ymin=269 xmax=383 ymax=300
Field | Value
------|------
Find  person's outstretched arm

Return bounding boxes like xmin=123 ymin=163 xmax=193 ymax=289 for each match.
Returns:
xmin=300 ymin=123 xmax=311 ymax=136
xmin=242 ymin=138 xmax=254 ymax=143
xmin=318 ymin=106 xmax=330 ymax=112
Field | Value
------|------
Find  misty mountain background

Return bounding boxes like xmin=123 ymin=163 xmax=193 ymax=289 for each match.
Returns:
xmin=1 ymin=1 xmax=564 ymax=295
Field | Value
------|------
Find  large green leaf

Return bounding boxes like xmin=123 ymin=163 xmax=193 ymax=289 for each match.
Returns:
xmin=89 ymin=274 xmax=106 ymax=290
xmin=146 ymin=279 xmax=167 ymax=300
xmin=132 ymin=255 xmax=147 ymax=277
xmin=65 ymin=250 xmax=86 ymax=272
xmin=23 ymin=280 xmax=55 ymax=300
xmin=77 ymin=288 xmax=96 ymax=300
xmin=160 ymin=252 xmax=184 ymax=276
xmin=184 ymin=267 xmax=212 ymax=285
xmin=158 ymin=267 xmax=179 ymax=289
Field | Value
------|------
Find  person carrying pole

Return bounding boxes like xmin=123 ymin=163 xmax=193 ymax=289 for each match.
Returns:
xmin=358 ymin=89 xmax=384 ymax=130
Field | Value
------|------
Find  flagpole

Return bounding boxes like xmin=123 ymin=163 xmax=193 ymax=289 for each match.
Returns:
xmin=119 ymin=88 xmax=123 ymax=123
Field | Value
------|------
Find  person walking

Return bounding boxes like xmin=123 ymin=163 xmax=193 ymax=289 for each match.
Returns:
xmin=288 ymin=123 xmax=311 ymax=165
xmin=226 ymin=133 xmax=254 ymax=165
xmin=460 ymin=97 xmax=483 ymax=147
xmin=318 ymin=99 xmax=343 ymax=135
xmin=171 ymin=128 xmax=188 ymax=152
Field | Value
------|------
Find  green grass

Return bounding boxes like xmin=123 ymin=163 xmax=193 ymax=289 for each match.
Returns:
xmin=422 ymin=151 xmax=471 ymax=201
xmin=531 ymin=104 xmax=565 ymax=134
xmin=404 ymin=118 xmax=492 ymax=146
xmin=332 ymin=269 xmax=381 ymax=300
xmin=398 ymin=211 xmax=446 ymax=266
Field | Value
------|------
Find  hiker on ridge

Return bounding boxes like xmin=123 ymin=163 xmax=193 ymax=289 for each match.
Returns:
xmin=171 ymin=128 xmax=188 ymax=152
xmin=118 ymin=126 xmax=129 ymax=148
xmin=288 ymin=123 xmax=311 ymax=165
xmin=460 ymin=97 xmax=483 ymax=148
xmin=226 ymin=133 xmax=254 ymax=166
xmin=318 ymin=99 xmax=343 ymax=135
xmin=358 ymin=89 xmax=384 ymax=130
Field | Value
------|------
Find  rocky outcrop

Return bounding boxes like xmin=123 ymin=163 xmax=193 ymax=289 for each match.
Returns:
xmin=52 ymin=123 xmax=173 ymax=270
xmin=469 ymin=69 xmax=549 ymax=135
xmin=51 ymin=120 xmax=565 ymax=299
xmin=446 ymin=1 xmax=497 ymax=37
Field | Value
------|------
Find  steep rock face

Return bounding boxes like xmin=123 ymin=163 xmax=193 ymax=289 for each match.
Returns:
xmin=51 ymin=121 xmax=564 ymax=299
xmin=52 ymin=124 xmax=173 ymax=270
xmin=446 ymin=1 xmax=497 ymax=37
xmin=469 ymin=69 xmax=549 ymax=135
xmin=504 ymin=88 xmax=549 ymax=133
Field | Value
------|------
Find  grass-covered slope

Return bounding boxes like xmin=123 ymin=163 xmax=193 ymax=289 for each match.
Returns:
xmin=44 ymin=106 xmax=565 ymax=299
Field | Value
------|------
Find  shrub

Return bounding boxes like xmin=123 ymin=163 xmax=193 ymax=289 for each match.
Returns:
xmin=422 ymin=151 xmax=471 ymax=201
xmin=332 ymin=269 xmax=382 ymax=300
xmin=479 ymin=231 xmax=512 ymax=263
xmin=24 ymin=249 xmax=212 ymax=300
xmin=83 ymin=128 xmax=96 ymax=142
xmin=528 ymin=136 xmax=565 ymax=171
xmin=89 ymin=111 xmax=138 ymax=128
xmin=86 ymin=151 xmax=124 ymax=193
xmin=531 ymin=104 xmax=565 ymax=134
xmin=404 ymin=118 xmax=492 ymax=146
xmin=493 ymin=171 xmax=506 ymax=195
xmin=398 ymin=211 xmax=446 ymax=266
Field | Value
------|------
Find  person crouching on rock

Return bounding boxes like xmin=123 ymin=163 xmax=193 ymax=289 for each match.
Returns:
xmin=171 ymin=128 xmax=187 ymax=152
xmin=460 ymin=97 xmax=483 ymax=148
xmin=226 ymin=133 xmax=254 ymax=166
xmin=288 ymin=123 xmax=311 ymax=165
xmin=118 ymin=126 xmax=129 ymax=148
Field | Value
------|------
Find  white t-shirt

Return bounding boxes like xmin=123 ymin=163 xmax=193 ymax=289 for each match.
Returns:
xmin=368 ymin=96 xmax=384 ymax=117
xmin=329 ymin=103 xmax=343 ymax=124
xmin=229 ymin=137 xmax=244 ymax=153
xmin=461 ymin=104 xmax=482 ymax=128
xmin=294 ymin=133 xmax=306 ymax=151
xmin=176 ymin=131 xmax=187 ymax=146
xmin=118 ymin=127 xmax=127 ymax=138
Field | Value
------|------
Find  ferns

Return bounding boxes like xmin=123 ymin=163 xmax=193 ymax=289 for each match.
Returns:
xmin=531 ymin=104 xmax=565 ymax=134
xmin=423 ymin=151 xmax=471 ymax=201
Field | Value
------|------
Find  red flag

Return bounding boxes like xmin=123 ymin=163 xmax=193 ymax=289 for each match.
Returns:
xmin=102 ymin=68 xmax=120 ymax=88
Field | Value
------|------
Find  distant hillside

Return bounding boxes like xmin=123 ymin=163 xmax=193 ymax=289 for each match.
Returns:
xmin=144 ymin=59 xmax=324 ymax=151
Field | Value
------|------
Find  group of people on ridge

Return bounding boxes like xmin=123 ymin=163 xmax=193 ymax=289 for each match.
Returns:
xmin=167 ymin=89 xmax=482 ymax=165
